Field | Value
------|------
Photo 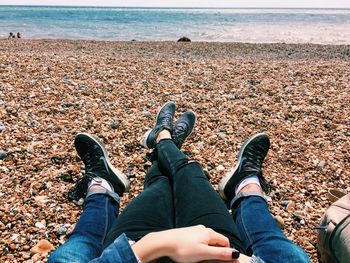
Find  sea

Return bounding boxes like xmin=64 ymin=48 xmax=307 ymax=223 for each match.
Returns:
xmin=1 ymin=5 xmax=350 ymax=44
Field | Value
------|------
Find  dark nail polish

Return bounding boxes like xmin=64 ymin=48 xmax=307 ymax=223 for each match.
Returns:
xmin=232 ymin=249 xmax=240 ymax=259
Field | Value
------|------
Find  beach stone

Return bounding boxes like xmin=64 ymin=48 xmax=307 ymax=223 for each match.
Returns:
xmin=286 ymin=201 xmax=296 ymax=211
xmin=0 ymin=125 xmax=5 ymax=132
xmin=216 ymin=165 xmax=225 ymax=171
xmin=51 ymin=133 xmax=61 ymax=138
xmin=30 ymin=239 xmax=54 ymax=255
xmin=27 ymin=147 xmax=34 ymax=154
xmin=34 ymin=195 xmax=49 ymax=204
xmin=0 ymin=166 xmax=9 ymax=174
xmin=35 ymin=222 xmax=45 ymax=229
xmin=56 ymin=226 xmax=67 ymax=236
xmin=142 ymin=111 xmax=152 ymax=118
xmin=110 ymin=123 xmax=117 ymax=129
xmin=64 ymin=79 xmax=78 ymax=87
xmin=177 ymin=36 xmax=191 ymax=42
xmin=217 ymin=132 xmax=227 ymax=139
xmin=0 ymin=151 xmax=7 ymax=160
xmin=316 ymin=160 xmax=326 ymax=169
xmin=281 ymin=200 xmax=290 ymax=207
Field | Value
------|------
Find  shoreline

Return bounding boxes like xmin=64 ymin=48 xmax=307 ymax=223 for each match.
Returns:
xmin=2 ymin=37 xmax=350 ymax=46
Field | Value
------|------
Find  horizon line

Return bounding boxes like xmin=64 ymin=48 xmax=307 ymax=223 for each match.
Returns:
xmin=1 ymin=4 xmax=350 ymax=9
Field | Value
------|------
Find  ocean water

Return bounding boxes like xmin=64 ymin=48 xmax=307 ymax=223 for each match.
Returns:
xmin=1 ymin=5 xmax=350 ymax=44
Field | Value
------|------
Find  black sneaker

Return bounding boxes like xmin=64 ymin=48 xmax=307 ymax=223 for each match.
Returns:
xmin=68 ymin=133 xmax=130 ymax=201
xmin=173 ymin=110 xmax=196 ymax=149
xmin=140 ymin=102 xmax=176 ymax=149
xmin=218 ymin=133 xmax=270 ymax=201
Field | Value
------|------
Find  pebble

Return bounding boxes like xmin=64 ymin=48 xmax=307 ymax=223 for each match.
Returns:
xmin=27 ymin=147 xmax=35 ymax=154
xmin=216 ymin=165 xmax=225 ymax=171
xmin=35 ymin=222 xmax=46 ymax=229
xmin=30 ymin=239 xmax=54 ymax=255
xmin=51 ymin=133 xmax=61 ymax=138
xmin=23 ymin=245 xmax=30 ymax=250
xmin=0 ymin=125 xmax=5 ymax=132
xmin=281 ymin=200 xmax=290 ymax=207
xmin=217 ymin=132 xmax=227 ymax=139
xmin=64 ymin=79 xmax=78 ymax=87
xmin=56 ymin=226 xmax=67 ymax=236
xmin=286 ymin=201 xmax=296 ymax=211
xmin=316 ymin=160 xmax=326 ymax=169
xmin=34 ymin=195 xmax=49 ymax=204
xmin=0 ymin=151 xmax=7 ymax=160
xmin=110 ymin=123 xmax=118 ymax=129
xmin=0 ymin=166 xmax=9 ymax=174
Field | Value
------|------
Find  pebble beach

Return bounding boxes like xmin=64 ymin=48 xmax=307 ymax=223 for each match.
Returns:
xmin=0 ymin=39 xmax=350 ymax=262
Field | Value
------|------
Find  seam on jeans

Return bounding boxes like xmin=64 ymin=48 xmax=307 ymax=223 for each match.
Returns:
xmin=101 ymin=197 xmax=109 ymax=244
xmin=241 ymin=200 xmax=254 ymax=245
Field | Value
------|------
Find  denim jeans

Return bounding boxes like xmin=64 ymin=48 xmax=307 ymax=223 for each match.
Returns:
xmin=49 ymin=139 xmax=310 ymax=263
xmin=233 ymin=196 xmax=310 ymax=263
xmin=48 ymin=194 xmax=119 ymax=263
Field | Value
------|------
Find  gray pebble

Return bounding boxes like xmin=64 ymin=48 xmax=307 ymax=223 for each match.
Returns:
xmin=281 ymin=200 xmax=290 ymax=207
xmin=0 ymin=152 xmax=7 ymax=160
xmin=57 ymin=226 xmax=67 ymax=236
xmin=51 ymin=133 xmax=61 ymax=138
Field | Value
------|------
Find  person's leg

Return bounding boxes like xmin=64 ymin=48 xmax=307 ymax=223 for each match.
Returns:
xmin=104 ymin=101 xmax=177 ymax=247
xmin=49 ymin=133 xmax=129 ymax=263
xmin=103 ymin=160 xmax=174 ymax=248
xmin=155 ymin=139 xmax=244 ymax=252
xmin=219 ymin=133 xmax=310 ymax=262
xmin=48 ymin=192 xmax=120 ymax=263
xmin=232 ymin=193 xmax=310 ymax=263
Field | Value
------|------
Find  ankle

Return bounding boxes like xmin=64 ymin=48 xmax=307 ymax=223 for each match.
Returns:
xmin=156 ymin=130 xmax=172 ymax=143
xmin=237 ymin=183 xmax=263 ymax=195
xmin=88 ymin=185 xmax=106 ymax=191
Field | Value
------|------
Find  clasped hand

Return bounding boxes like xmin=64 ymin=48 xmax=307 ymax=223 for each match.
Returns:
xmin=132 ymin=225 xmax=251 ymax=263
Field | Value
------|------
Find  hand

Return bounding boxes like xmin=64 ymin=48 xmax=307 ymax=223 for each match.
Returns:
xmin=132 ymin=225 xmax=244 ymax=263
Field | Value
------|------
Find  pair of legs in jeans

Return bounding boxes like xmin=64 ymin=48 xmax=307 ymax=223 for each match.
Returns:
xmin=49 ymin=102 xmax=310 ymax=263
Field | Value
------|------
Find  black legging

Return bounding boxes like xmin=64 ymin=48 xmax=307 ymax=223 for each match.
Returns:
xmin=103 ymin=139 xmax=243 ymax=255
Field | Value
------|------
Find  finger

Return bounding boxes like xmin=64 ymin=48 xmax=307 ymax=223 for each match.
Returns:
xmin=207 ymin=229 xmax=230 ymax=247
xmin=196 ymin=245 xmax=235 ymax=261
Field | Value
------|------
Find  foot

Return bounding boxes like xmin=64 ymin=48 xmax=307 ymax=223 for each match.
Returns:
xmin=173 ymin=110 xmax=196 ymax=149
xmin=68 ymin=133 xmax=130 ymax=201
xmin=140 ymin=102 xmax=176 ymax=149
xmin=218 ymin=133 xmax=270 ymax=201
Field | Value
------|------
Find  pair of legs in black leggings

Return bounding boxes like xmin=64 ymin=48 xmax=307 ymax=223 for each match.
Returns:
xmin=104 ymin=139 xmax=243 ymax=257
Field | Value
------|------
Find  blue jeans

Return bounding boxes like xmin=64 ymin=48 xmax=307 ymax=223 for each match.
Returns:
xmin=233 ymin=196 xmax=310 ymax=263
xmin=48 ymin=194 xmax=119 ymax=263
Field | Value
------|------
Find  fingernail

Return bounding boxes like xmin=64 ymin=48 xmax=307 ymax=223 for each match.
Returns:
xmin=232 ymin=249 xmax=240 ymax=259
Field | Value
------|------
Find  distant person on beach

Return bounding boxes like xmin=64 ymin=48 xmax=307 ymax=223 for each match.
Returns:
xmin=17 ymin=32 xmax=21 ymax=38
xmin=48 ymin=102 xmax=310 ymax=263
xmin=8 ymin=32 xmax=14 ymax=39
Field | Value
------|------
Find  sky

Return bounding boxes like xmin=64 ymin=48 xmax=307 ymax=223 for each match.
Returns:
xmin=1 ymin=0 xmax=350 ymax=8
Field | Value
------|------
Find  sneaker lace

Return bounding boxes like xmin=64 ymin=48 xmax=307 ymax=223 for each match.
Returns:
xmin=173 ymin=124 xmax=187 ymax=147
xmin=67 ymin=150 xmax=107 ymax=201
xmin=161 ymin=112 xmax=173 ymax=130
xmin=241 ymin=145 xmax=271 ymax=193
